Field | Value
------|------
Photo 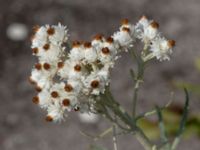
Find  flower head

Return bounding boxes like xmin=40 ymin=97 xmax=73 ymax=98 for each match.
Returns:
xmin=29 ymin=17 xmax=175 ymax=122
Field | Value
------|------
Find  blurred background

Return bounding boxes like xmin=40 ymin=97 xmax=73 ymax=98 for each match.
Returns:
xmin=0 ymin=0 xmax=200 ymax=150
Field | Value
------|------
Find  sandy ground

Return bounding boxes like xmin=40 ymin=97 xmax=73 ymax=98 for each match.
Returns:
xmin=0 ymin=0 xmax=200 ymax=150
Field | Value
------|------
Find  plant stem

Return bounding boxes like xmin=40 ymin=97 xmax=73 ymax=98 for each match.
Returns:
xmin=132 ymin=80 xmax=140 ymax=117
xmin=134 ymin=127 xmax=155 ymax=150
xmin=112 ymin=118 xmax=118 ymax=150
xmin=130 ymin=48 xmax=145 ymax=117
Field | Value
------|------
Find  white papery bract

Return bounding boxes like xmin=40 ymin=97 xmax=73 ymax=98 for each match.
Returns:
xmin=30 ymin=17 xmax=175 ymax=122
xmin=113 ymin=29 xmax=134 ymax=50
xmin=150 ymin=37 xmax=174 ymax=61
xmin=48 ymin=23 xmax=68 ymax=45
xmin=46 ymin=102 xmax=65 ymax=122
xmin=58 ymin=59 xmax=87 ymax=80
xmin=32 ymin=26 xmax=48 ymax=48
xmin=37 ymin=90 xmax=52 ymax=109
xmin=69 ymin=43 xmax=85 ymax=61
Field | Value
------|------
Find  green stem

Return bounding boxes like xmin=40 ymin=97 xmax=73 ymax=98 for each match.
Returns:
xmin=132 ymin=80 xmax=141 ymax=117
xmin=134 ymin=127 xmax=156 ymax=150
xmin=171 ymin=137 xmax=180 ymax=150
xmin=112 ymin=117 xmax=118 ymax=150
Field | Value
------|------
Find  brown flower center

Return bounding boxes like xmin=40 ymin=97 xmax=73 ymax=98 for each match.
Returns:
xmin=47 ymin=27 xmax=55 ymax=35
xmin=51 ymin=91 xmax=59 ymax=98
xmin=35 ymin=63 xmax=42 ymax=70
xmin=32 ymin=96 xmax=39 ymax=104
xmin=43 ymin=44 xmax=50 ymax=50
xmin=64 ymin=84 xmax=73 ymax=92
xmin=62 ymin=99 xmax=70 ymax=106
xmin=57 ymin=62 xmax=64 ymax=68
xmin=72 ymin=41 xmax=81 ymax=48
xmin=84 ymin=42 xmax=92 ymax=48
xmin=32 ymin=47 xmax=39 ymax=54
xmin=93 ymin=34 xmax=103 ymax=41
xmin=106 ymin=37 xmax=114 ymax=44
xmin=43 ymin=63 xmax=51 ymax=70
xmin=122 ymin=27 xmax=130 ymax=32
xmin=45 ymin=115 xmax=53 ymax=122
xmin=121 ymin=18 xmax=129 ymax=25
xmin=167 ymin=40 xmax=176 ymax=48
xmin=91 ymin=80 xmax=99 ymax=88
xmin=35 ymin=86 xmax=42 ymax=92
xmin=74 ymin=64 xmax=81 ymax=72
xmin=28 ymin=77 xmax=36 ymax=85
xmin=150 ymin=21 xmax=159 ymax=29
xmin=32 ymin=25 xmax=40 ymax=33
xmin=101 ymin=47 xmax=110 ymax=54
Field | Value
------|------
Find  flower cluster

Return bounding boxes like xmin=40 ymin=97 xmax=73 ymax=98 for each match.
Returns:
xmin=29 ymin=17 xmax=175 ymax=122
xmin=134 ymin=16 xmax=175 ymax=61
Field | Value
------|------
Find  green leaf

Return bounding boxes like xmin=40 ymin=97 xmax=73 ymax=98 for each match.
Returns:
xmin=156 ymin=106 xmax=168 ymax=144
xmin=171 ymin=88 xmax=190 ymax=150
xmin=177 ymin=88 xmax=190 ymax=136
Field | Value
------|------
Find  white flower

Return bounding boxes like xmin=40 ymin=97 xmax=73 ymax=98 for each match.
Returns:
xmin=113 ymin=27 xmax=134 ymax=49
xmin=142 ymin=21 xmax=159 ymax=43
xmin=36 ymin=44 xmax=64 ymax=63
xmin=135 ymin=16 xmax=159 ymax=44
xmin=91 ymin=34 xmax=105 ymax=50
xmin=83 ymin=42 xmax=98 ymax=63
xmin=30 ymin=68 xmax=54 ymax=90
xmin=65 ymin=79 xmax=83 ymax=95
xmin=30 ymin=17 xmax=175 ymax=123
xmin=46 ymin=102 xmax=65 ymax=122
xmin=36 ymin=90 xmax=52 ymax=109
xmin=150 ymin=37 xmax=175 ymax=61
xmin=32 ymin=26 xmax=48 ymax=48
xmin=83 ymin=72 xmax=107 ymax=95
xmin=120 ymin=18 xmax=135 ymax=36
xmin=48 ymin=23 xmax=68 ymax=45
xmin=57 ymin=60 xmax=87 ymax=80
xmin=69 ymin=42 xmax=85 ymax=61
xmin=134 ymin=16 xmax=150 ymax=39
xmin=98 ymin=47 xmax=115 ymax=66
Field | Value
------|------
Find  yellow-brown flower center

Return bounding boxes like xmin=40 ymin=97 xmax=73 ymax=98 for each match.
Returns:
xmin=74 ymin=64 xmax=81 ymax=72
xmin=121 ymin=18 xmax=129 ymax=25
xmin=106 ymin=37 xmax=114 ymax=44
xmin=167 ymin=40 xmax=176 ymax=48
xmin=101 ymin=47 xmax=110 ymax=54
xmin=150 ymin=21 xmax=159 ymax=29
xmin=84 ymin=42 xmax=92 ymax=48
xmin=32 ymin=96 xmax=39 ymax=104
xmin=43 ymin=43 xmax=50 ymax=51
xmin=122 ymin=27 xmax=130 ymax=32
xmin=62 ymin=99 xmax=70 ymax=106
xmin=57 ymin=62 xmax=64 ymax=69
xmin=72 ymin=41 xmax=81 ymax=48
xmin=93 ymin=34 xmax=103 ymax=41
xmin=43 ymin=63 xmax=51 ymax=70
xmin=91 ymin=80 xmax=99 ymax=88
xmin=51 ymin=91 xmax=59 ymax=98
xmin=45 ymin=115 xmax=53 ymax=122
xmin=32 ymin=47 xmax=39 ymax=54
xmin=64 ymin=84 xmax=73 ymax=92
xmin=47 ymin=27 xmax=55 ymax=35
xmin=35 ymin=63 xmax=42 ymax=70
